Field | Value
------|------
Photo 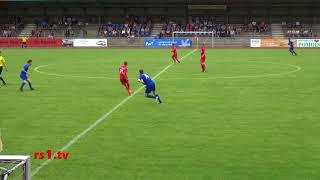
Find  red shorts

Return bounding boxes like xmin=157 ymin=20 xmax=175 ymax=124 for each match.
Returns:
xmin=120 ymin=78 xmax=128 ymax=85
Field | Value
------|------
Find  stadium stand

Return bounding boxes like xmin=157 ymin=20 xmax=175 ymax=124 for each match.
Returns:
xmin=0 ymin=0 xmax=318 ymax=47
xmin=283 ymin=22 xmax=317 ymax=37
xmin=159 ymin=16 xmax=270 ymax=38
xmin=27 ymin=17 xmax=87 ymax=38
xmin=0 ymin=16 xmax=23 ymax=37
xmin=98 ymin=16 xmax=152 ymax=38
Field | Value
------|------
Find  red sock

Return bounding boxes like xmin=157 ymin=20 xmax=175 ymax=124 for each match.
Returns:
xmin=125 ymin=84 xmax=131 ymax=96
xmin=201 ymin=64 xmax=206 ymax=72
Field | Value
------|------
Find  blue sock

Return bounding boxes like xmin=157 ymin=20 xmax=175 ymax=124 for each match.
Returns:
xmin=20 ymin=82 xmax=26 ymax=90
xmin=28 ymin=82 xmax=33 ymax=89
xmin=146 ymin=94 xmax=156 ymax=99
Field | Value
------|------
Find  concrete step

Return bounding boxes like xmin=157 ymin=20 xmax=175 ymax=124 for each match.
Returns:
xmin=19 ymin=24 xmax=37 ymax=37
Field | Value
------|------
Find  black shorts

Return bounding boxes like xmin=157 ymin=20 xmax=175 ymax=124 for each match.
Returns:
xmin=22 ymin=42 xmax=26 ymax=45
xmin=0 ymin=66 xmax=3 ymax=74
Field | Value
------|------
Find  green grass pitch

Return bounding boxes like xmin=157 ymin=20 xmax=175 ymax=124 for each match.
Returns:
xmin=1 ymin=48 xmax=320 ymax=180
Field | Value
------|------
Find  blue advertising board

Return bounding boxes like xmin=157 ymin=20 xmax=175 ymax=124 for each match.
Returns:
xmin=144 ymin=38 xmax=192 ymax=48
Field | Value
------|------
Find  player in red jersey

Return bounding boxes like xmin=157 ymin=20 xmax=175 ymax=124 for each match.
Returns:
xmin=200 ymin=44 xmax=206 ymax=72
xmin=171 ymin=44 xmax=180 ymax=63
xmin=119 ymin=61 xmax=131 ymax=96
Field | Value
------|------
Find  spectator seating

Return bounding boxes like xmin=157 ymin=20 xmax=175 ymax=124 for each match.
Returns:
xmin=29 ymin=16 xmax=87 ymax=38
xmin=159 ymin=17 xmax=270 ymax=38
xmin=99 ymin=16 xmax=152 ymax=38
xmin=283 ymin=22 xmax=315 ymax=37
xmin=0 ymin=16 xmax=23 ymax=37
xmin=0 ymin=24 xmax=18 ymax=37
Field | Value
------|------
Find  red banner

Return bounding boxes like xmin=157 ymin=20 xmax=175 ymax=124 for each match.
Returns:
xmin=0 ymin=39 xmax=21 ymax=47
xmin=27 ymin=38 xmax=62 ymax=47
xmin=0 ymin=38 xmax=63 ymax=47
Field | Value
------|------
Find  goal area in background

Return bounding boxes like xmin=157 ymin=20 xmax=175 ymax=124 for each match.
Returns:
xmin=172 ymin=31 xmax=215 ymax=48
xmin=0 ymin=156 xmax=30 ymax=180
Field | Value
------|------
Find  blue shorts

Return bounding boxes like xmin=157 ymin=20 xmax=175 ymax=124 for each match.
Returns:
xmin=145 ymin=83 xmax=156 ymax=94
xmin=20 ymin=73 xmax=27 ymax=80
xmin=289 ymin=47 xmax=294 ymax=51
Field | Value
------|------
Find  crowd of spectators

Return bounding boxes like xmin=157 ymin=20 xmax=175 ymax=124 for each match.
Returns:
xmin=283 ymin=21 xmax=314 ymax=37
xmin=0 ymin=16 xmax=23 ymax=37
xmin=30 ymin=16 xmax=84 ymax=38
xmin=99 ymin=16 xmax=152 ymax=38
xmin=160 ymin=17 xmax=269 ymax=37
xmin=0 ymin=24 xmax=18 ymax=37
xmin=286 ymin=28 xmax=314 ymax=37
xmin=160 ymin=16 xmax=244 ymax=37
xmin=247 ymin=20 xmax=269 ymax=33
xmin=160 ymin=17 xmax=271 ymax=38
xmin=5 ymin=15 xmax=318 ymax=39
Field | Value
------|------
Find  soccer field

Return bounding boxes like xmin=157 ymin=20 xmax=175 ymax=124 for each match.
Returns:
xmin=1 ymin=48 xmax=320 ymax=180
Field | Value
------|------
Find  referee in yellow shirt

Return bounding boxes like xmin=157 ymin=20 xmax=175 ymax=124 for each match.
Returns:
xmin=0 ymin=50 xmax=8 ymax=85
xmin=21 ymin=37 xmax=27 ymax=48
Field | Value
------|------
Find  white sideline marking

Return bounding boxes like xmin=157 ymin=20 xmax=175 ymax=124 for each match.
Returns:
xmin=31 ymin=49 xmax=197 ymax=177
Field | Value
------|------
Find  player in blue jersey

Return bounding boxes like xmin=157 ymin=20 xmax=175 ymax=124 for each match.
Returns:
xmin=137 ymin=69 xmax=162 ymax=104
xmin=20 ymin=59 xmax=34 ymax=91
xmin=288 ymin=38 xmax=297 ymax=56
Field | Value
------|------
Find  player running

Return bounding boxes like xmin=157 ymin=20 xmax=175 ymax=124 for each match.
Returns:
xmin=0 ymin=50 xmax=8 ymax=86
xmin=171 ymin=44 xmax=180 ymax=63
xmin=119 ymin=61 xmax=131 ymax=96
xmin=200 ymin=44 xmax=206 ymax=72
xmin=137 ymin=69 xmax=162 ymax=104
xmin=288 ymin=38 xmax=297 ymax=56
xmin=19 ymin=59 xmax=34 ymax=91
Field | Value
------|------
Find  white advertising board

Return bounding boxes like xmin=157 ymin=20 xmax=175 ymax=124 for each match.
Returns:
xmin=73 ymin=39 xmax=108 ymax=47
xmin=250 ymin=39 xmax=261 ymax=48
xmin=297 ymin=39 xmax=320 ymax=48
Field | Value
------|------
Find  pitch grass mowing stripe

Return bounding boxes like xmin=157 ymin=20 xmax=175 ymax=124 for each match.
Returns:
xmin=31 ymin=49 xmax=197 ymax=177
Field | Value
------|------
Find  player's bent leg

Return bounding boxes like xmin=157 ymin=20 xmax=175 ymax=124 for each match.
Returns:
xmin=174 ymin=56 xmax=180 ymax=63
xmin=289 ymin=48 xmax=294 ymax=55
xmin=202 ymin=63 xmax=206 ymax=72
xmin=125 ymin=83 xmax=131 ymax=96
xmin=20 ymin=80 xmax=27 ymax=91
xmin=154 ymin=91 xmax=162 ymax=104
xmin=0 ymin=76 xmax=5 ymax=85
xmin=293 ymin=50 xmax=297 ymax=56
xmin=0 ymin=67 xmax=5 ymax=85
xmin=172 ymin=55 xmax=176 ymax=63
xmin=146 ymin=93 xmax=156 ymax=99
xmin=27 ymin=79 xmax=34 ymax=90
